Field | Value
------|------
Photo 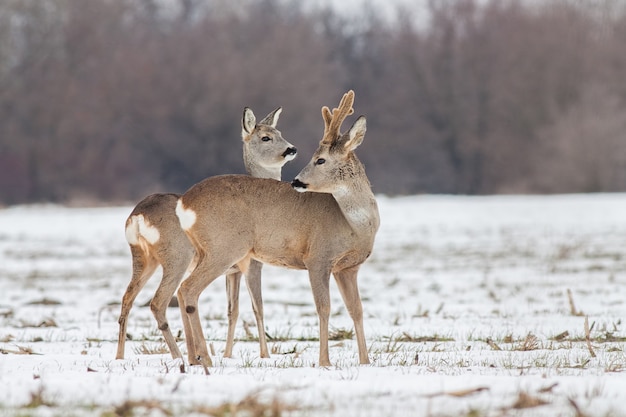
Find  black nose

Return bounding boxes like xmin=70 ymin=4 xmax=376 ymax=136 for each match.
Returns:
xmin=282 ymin=147 xmax=297 ymax=157
xmin=291 ymin=179 xmax=307 ymax=189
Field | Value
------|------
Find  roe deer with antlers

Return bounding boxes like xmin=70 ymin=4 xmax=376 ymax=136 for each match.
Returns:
xmin=176 ymin=90 xmax=379 ymax=367
xmin=116 ymin=107 xmax=297 ymax=361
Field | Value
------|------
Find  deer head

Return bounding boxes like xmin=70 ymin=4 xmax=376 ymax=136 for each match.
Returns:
xmin=292 ymin=90 xmax=367 ymax=194
xmin=242 ymin=107 xmax=297 ymax=178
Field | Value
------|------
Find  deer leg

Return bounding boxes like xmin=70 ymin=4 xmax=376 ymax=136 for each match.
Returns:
xmin=177 ymin=252 xmax=198 ymax=364
xmin=177 ymin=285 xmax=198 ymax=364
xmin=308 ymin=266 xmax=332 ymax=367
xmin=179 ymin=256 xmax=236 ymax=368
xmin=116 ymin=246 xmax=158 ymax=359
xmin=245 ymin=260 xmax=269 ymax=358
xmin=333 ymin=267 xmax=369 ymax=365
xmin=224 ymin=270 xmax=242 ymax=358
xmin=150 ymin=255 xmax=191 ymax=361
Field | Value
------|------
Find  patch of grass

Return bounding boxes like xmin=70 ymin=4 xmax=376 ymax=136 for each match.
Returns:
xmin=192 ymin=390 xmax=300 ymax=416
xmin=103 ymin=399 xmax=173 ymax=417
xmin=26 ymin=298 xmax=62 ymax=306
xmin=265 ymin=327 xmax=319 ymax=343
xmin=0 ymin=334 xmax=14 ymax=343
xmin=605 ymin=358 xmax=626 ymax=373
xmin=395 ymin=332 xmax=454 ymax=343
xmin=378 ymin=335 xmax=404 ymax=354
xmin=133 ymin=342 xmax=169 ymax=355
xmin=513 ymin=333 xmax=540 ymax=351
xmin=510 ymin=391 xmax=549 ymax=409
xmin=24 ymin=386 xmax=56 ymax=409
xmin=329 ymin=327 xmax=353 ymax=341
xmin=0 ymin=345 xmax=40 ymax=355
xmin=569 ymin=332 xmax=626 ymax=343
xmin=270 ymin=343 xmax=299 ymax=355
xmin=17 ymin=317 xmax=58 ymax=328
xmin=551 ymin=330 xmax=569 ymax=341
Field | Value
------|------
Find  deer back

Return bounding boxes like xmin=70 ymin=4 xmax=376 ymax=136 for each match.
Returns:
xmin=178 ymin=175 xmax=374 ymax=272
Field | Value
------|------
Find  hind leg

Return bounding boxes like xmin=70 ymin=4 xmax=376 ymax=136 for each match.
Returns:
xmin=150 ymin=251 xmax=192 ymax=360
xmin=179 ymin=256 xmax=239 ymax=368
xmin=116 ymin=245 xmax=158 ymax=359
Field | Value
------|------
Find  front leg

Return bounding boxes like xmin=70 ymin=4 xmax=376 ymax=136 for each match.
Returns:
xmin=307 ymin=266 xmax=332 ymax=367
xmin=224 ymin=270 xmax=242 ymax=358
xmin=245 ymin=259 xmax=269 ymax=358
xmin=333 ymin=266 xmax=369 ymax=365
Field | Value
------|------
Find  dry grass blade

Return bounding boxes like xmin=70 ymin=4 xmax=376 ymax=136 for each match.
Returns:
xmin=486 ymin=337 xmax=502 ymax=350
xmin=515 ymin=333 xmax=540 ymax=351
xmin=568 ymin=398 xmax=590 ymax=417
xmin=538 ymin=382 xmax=559 ymax=393
xmin=425 ymin=386 xmax=489 ymax=398
xmin=243 ymin=320 xmax=255 ymax=340
xmin=567 ymin=289 xmax=584 ymax=316
xmin=0 ymin=345 xmax=40 ymax=355
xmin=445 ymin=387 xmax=489 ymax=398
xmin=27 ymin=298 xmax=62 ymax=306
xmin=0 ymin=334 xmax=14 ymax=343
xmin=584 ymin=316 xmax=596 ymax=358
xmin=511 ymin=392 xmax=548 ymax=409
xmin=113 ymin=399 xmax=173 ymax=417
xmin=37 ymin=318 xmax=58 ymax=328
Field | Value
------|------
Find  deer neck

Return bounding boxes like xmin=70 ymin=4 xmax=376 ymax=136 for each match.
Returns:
xmin=244 ymin=155 xmax=281 ymax=180
xmin=332 ymin=180 xmax=380 ymax=235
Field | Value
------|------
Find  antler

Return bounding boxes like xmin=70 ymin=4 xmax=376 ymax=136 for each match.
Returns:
xmin=321 ymin=90 xmax=355 ymax=144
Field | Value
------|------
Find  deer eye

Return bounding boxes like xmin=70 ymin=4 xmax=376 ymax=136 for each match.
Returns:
xmin=315 ymin=158 xmax=326 ymax=165
xmin=261 ymin=136 xmax=271 ymax=142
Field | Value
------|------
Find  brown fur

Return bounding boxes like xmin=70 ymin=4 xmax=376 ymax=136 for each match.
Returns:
xmin=177 ymin=91 xmax=379 ymax=367
xmin=115 ymin=107 xmax=296 ymax=361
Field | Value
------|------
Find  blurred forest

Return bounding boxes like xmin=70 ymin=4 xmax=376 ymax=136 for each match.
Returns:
xmin=1 ymin=0 xmax=626 ymax=205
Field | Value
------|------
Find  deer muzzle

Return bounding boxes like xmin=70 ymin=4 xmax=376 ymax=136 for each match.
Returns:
xmin=291 ymin=178 xmax=307 ymax=192
xmin=282 ymin=147 xmax=297 ymax=159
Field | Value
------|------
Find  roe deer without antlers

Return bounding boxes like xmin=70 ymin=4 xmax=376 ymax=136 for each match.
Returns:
xmin=116 ymin=107 xmax=297 ymax=361
xmin=176 ymin=90 xmax=379 ymax=367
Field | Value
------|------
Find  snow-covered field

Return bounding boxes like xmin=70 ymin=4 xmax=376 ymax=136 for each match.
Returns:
xmin=1 ymin=194 xmax=625 ymax=417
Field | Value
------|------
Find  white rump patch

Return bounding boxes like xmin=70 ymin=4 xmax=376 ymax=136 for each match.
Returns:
xmin=126 ymin=214 xmax=160 ymax=245
xmin=125 ymin=217 xmax=140 ymax=245
xmin=138 ymin=215 xmax=160 ymax=244
xmin=176 ymin=199 xmax=196 ymax=231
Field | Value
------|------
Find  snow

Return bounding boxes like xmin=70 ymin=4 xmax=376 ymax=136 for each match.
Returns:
xmin=1 ymin=194 xmax=626 ymax=416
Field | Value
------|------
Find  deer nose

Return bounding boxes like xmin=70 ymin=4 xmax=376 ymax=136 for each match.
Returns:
xmin=291 ymin=178 xmax=307 ymax=191
xmin=282 ymin=147 xmax=297 ymax=157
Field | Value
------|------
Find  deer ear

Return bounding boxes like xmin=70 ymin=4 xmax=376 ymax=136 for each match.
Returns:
xmin=344 ymin=116 xmax=366 ymax=151
xmin=242 ymin=107 xmax=256 ymax=138
xmin=259 ymin=107 xmax=282 ymax=128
